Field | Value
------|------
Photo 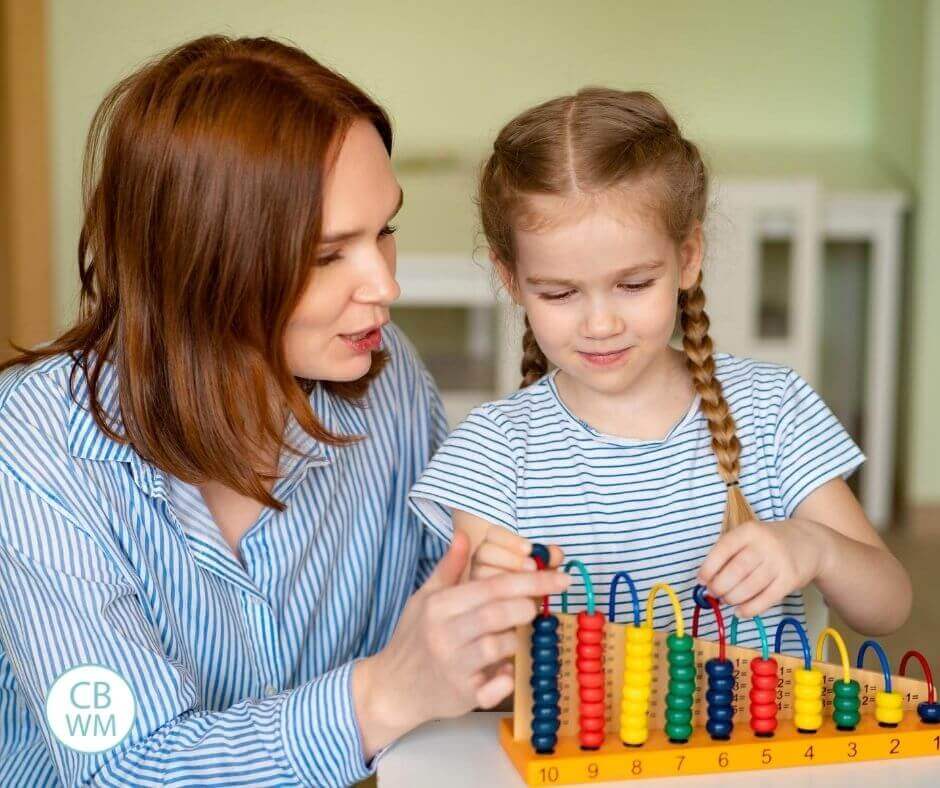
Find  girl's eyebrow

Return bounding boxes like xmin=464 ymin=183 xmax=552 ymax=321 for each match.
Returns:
xmin=525 ymin=260 xmax=665 ymax=287
xmin=320 ymin=188 xmax=404 ymax=244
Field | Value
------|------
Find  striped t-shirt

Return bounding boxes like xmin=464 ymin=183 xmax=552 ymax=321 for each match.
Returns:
xmin=409 ymin=354 xmax=864 ymax=655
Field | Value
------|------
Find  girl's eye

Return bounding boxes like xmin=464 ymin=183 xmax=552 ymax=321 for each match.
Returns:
xmin=619 ymin=279 xmax=654 ymax=292
xmin=379 ymin=224 xmax=398 ymax=238
xmin=540 ymin=290 xmax=575 ymax=301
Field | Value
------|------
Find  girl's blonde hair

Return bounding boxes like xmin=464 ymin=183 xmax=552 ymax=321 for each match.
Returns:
xmin=478 ymin=87 xmax=754 ymax=531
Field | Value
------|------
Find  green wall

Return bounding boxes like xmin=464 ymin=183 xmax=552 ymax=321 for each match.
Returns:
xmin=46 ymin=0 xmax=938 ymax=502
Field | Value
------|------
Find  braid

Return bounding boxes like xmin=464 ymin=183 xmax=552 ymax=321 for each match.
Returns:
xmin=520 ymin=316 xmax=549 ymax=388
xmin=679 ymin=271 xmax=756 ymax=531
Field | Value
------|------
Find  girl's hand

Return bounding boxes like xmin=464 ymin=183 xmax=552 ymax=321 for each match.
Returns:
xmin=469 ymin=525 xmax=564 ymax=580
xmin=696 ymin=519 xmax=831 ymax=618
xmin=353 ymin=531 xmax=571 ymax=758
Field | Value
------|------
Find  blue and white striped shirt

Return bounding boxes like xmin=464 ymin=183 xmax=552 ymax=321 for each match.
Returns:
xmin=409 ymin=354 xmax=865 ymax=655
xmin=0 ymin=324 xmax=447 ymax=787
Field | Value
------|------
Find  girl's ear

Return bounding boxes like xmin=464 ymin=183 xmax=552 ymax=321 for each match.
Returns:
xmin=678 ymin=223 xmax=704 ymax=290
xmin=490 ymin=249 xmax=522 ymax=304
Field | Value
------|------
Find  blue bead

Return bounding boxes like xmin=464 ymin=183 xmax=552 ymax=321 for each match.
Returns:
xmin=532 ymin=660 xmax=559 ymax=678
xmin=533 ymin=616 xmax=559 ymax=633
xmin=706 ymin=688 xmax=733 ymax=707
xmin=532 ymin=733 xmax=556 ymax=753
xmin=709 ymin=675 xmax=735 ymax=693
xmin=533 ymin=705 xmax=560 ymax=720
xmin=706 ymin=659 xmax=734 ymax=678
xmin=533 ymin=689 xmax=560 ymax=707
xmin=532 ymin=632 xmax=559 ymax=648
xmin=706 ymin=719 xmax=733 ymax=739
xmin=532 ymin=718 xmax=561 ymax=735
xmin=531 ymin=645 xmax=559 ymax=662
xmin=708 ymin=704 xmax=734 ymax=723
xmin=918 ymin=702 xmax=940 ymax=723
xmin=530 ymin=543 xmax=551 ymax=567
xmin=530 ymin=675 xmax=557 ymax=691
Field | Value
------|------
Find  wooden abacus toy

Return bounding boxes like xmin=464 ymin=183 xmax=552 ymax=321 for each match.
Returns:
xmin=500 ymin=545 xmax=940 ymax=785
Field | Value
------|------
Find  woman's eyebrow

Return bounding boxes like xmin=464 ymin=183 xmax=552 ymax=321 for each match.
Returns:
xmin=320 ymin=188 xmax=404 ymax=244
xmin=525 ymin=260 xmax=665 ymax=286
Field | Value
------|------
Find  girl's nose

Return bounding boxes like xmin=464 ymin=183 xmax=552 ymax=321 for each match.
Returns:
xmin=583 ymin=300 xmax=623 ymax=339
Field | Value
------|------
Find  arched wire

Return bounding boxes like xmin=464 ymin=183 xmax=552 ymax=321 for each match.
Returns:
xmin=644 ymin=582 xmax=685 ymax=637
xmin=560 ymin=559 xmax=596 ymax=615
xmin=690 ymin=589 xmax=726 ymax=661
xmin=899 ymin=650 xmax=936 ymax=703
xmin=816 ymin=627 xmax=851 ymax=682
xmin=608 ymin=570 xmax=641 ymax=626
xmin=773 ymin=617 xmax=812 ymax=669
xmin=728 ymin=614 xmax=770 ymax=660
xmin=856 ymin=640 xmax=893 ymax=693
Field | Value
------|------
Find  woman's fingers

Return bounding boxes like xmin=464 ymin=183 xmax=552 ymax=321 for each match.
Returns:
xmin=475 ymin=669 xmax=515 ymax=709
xmin=458 ymin=630 xmax=519 ymax=676
xmin=482 ymin=526 xmax=533 ymax=557
xmin=435 ymin=567 xmax=570 ymax=620
xmin=547 ymin=544 xmax=565 ymax=569
xmin=450 ymin=597 xmax=536 ymax=644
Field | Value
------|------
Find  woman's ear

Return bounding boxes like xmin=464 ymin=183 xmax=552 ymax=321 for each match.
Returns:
xmin=678 ymin=223 xmax=704 ymax=291
xmin=490 ymin=249 xmax=522 ymax=304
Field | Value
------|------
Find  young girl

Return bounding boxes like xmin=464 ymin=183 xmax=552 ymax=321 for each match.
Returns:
xmin=409 ymin=88 xmax=911 ymax=652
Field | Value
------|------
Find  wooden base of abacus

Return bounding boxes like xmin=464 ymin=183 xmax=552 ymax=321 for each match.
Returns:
xmin=500 ymin=715 xmax=940 ymax=784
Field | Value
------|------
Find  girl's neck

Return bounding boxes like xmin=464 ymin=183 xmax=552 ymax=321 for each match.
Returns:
xmin=554 ymin=346 xmax=696 ymax=441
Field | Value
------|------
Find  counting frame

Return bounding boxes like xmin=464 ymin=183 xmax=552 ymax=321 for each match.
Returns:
xmin=501 ymin=555 xmax=939 ymax=784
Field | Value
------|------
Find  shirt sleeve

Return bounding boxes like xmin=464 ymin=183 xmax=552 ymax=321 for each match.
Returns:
xmin=408 ymin=405 xmax=519 ymax=543
xmin=772 ymin=368 xmax=866 ymax=516
xmin=0 ymin=474 xmax=368 ymax=788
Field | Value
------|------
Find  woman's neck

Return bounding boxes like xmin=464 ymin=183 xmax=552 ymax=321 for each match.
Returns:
xmin=554 ymin=346 xmax=696 ymax=441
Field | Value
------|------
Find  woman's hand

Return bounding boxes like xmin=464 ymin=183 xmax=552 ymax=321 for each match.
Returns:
xmin=353 ymin=531 xmax=571 ymax=759
xmin=696 ymin=519 xmax=831 ymax=618
xmin=468 ymin=525 xmax=565 ymax=580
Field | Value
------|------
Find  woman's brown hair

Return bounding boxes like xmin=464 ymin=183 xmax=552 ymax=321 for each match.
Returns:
xmin=0 ymin=35 xmax=392 ymax=509
xmin=479 ymin=88 xmax=755 ymax=531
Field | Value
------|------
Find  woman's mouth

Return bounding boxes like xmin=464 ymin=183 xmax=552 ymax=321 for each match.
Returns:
xmin=578 ymin=347 xmax=632 ymax=367
xmin=341 ymin=327 xmax=383 ymax=353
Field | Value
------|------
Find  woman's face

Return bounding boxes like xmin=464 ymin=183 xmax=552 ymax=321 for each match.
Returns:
xmin=284 ymin=120 xmax=403 ymax=382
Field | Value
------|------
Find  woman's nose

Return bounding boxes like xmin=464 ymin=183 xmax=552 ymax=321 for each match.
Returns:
xmin=354 ymin=252 xmax=401 ymax=305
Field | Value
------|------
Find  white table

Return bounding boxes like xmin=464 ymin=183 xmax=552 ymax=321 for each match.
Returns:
xmin=378 ymin=712 xmax=939 ymax=787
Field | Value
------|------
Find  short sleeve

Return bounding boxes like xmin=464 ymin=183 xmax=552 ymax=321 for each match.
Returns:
xmin=773 ymin=369 xmax=866 ymax=516
xmin=408 ymin=406 xmax=518 ymax=542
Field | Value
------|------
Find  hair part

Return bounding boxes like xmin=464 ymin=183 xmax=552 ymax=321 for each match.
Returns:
xmin=479 ymin=87 xmax=754 ymax=531
xmin=1 ymin=35 xmax=393 ymax=509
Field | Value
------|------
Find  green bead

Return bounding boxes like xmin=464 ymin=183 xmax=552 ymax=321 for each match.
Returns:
xmin=833 ymin=709 xmax=861 ymax=728
xmin=666 ymin=707 xmax=693 ymax=725
xmin=669 ymin=664 xmax=697 ymax=682
xmin=669 ymin=649 xmax=695 ymax=667
xmin=666 ymin=692 xmax=694 ymax=711
xmin=833 ymin=695 xmax=860 ymax=712
xmin=669 ymin=679 xmax=695 ymax=697
xmin=667 ymin=634 xmax=694 ymax=652
xmin=666 ymin=722 xmax=693 ymax=741
xmin=833 ymin=679 xmax=861 ymax=697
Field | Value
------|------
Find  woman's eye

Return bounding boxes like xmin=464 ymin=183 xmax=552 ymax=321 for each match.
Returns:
xmin=540 ymin=290 xmax=575 ymax=301
xmin=379 ymin=223 xmax=398 ymax=238
xmin=315 ymin=252 xmax=342 ymax=266
xmin=619 ymin=279 xmax=654 ymax=292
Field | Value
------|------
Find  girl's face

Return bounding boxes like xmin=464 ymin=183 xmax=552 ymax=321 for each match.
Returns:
xmin=508 ymin=193 xmax=702 ymax=398
xmin=284 ymin=120 xmax=403 ymax=382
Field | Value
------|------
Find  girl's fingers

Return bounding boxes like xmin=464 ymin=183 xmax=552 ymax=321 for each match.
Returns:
xmin=735 ymin=580 xmax=785 ymax=618
xmin=475 ymin=541 xmax=536 ymax=572
xmin=697 ymin=523 xmax=756 ymax=584
xmin=547 ymin=544 xmax=565 ymax=569
xmin=721 ymin=562 xmax=771 ymax=606
xmin=482 ymin=526 xmax=533 ymax=557
xmin=707 ymin=548 xmax=761 ymax=599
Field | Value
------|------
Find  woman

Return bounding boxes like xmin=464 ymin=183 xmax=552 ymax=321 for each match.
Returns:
xmin=0 ymin=36 xmax=568 ymax=786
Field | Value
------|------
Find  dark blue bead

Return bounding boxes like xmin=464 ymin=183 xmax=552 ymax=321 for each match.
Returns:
xmin=706 ymin=659 xmax=734 ymax=678
xmin=706 ymin=719 xmax=733 ymax=739
xmin=532 ymin=660 xmax=559 ymax=678
xmin=533 ymin=705 xmax=560 ymax=720
xmin=533 ymin=689 xmax=560 ymax=707
xmin=918 ymin=702 xmax=940 ymax=723
xmin=532 ymin=632 xmax=559 ymax=648
xmin=532 ymin=718 xmax=561 ymax=735
xmin=531 ymin=645 xmax=559 ymax=662
xmin=530 ymin=543 xmax=551 ymax=567
xmin=532 ymin=734 xmax=556 ymax=753
xmin=706 ymin=688 xmax=733 ymax=706
xmin=530 ymin=675 xmax=557 ymax=691
xmin=708 ymin=704 xmax=734 ymax=723
xmin=709 ymin=675 xmax=735 ymax=693
xmin=533 ymin=616 xmax=559 ymax=633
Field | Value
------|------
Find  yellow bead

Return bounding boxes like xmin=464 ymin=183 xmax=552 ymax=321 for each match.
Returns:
xmin=875 ymin=691 xmax=904 ymax=724
xmin=795 ymin=668 xmax=823 ymax=686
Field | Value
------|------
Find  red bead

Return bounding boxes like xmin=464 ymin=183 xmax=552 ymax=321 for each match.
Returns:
xmin=581 ymin=686 xmax=604 ymax=703
xmin=577 ymin=643 xmax=603 ymax=659
xmin=751 ymin=716 xmax=778 ymax=734
xmin=581 ymin=731 xmax=605 ymax=749
xmin=578 ymin=670 xmax=604 ymax=689
xmin=578 ymin=629 xmax=603 ymax=645
xmin=751 ymin=658 xmax=778 ymax=675
xmin=578 ymin=611 xmax=605 ymax=630
xmin=580 ymin=701 xmax=605 ymax=717
xmin=577 ymin=658 xmax=603 ymax=673
xmin=750 ymin=689 xmax=776 ymax=705
xmin=580 ymin=715 xmax=605 ymax=732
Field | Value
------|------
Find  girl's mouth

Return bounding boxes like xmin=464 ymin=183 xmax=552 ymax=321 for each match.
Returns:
xmin=578 ymin=347 xmax=631 ymax=367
